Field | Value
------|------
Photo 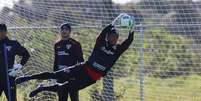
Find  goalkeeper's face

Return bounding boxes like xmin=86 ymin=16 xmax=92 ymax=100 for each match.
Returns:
xmin=107 ymin=34 xmax=119 ymax=45
xmin=0 ymin=32 xmax=7 ymax=40
xmin=60 ymin=27 xmax=71 ymax=38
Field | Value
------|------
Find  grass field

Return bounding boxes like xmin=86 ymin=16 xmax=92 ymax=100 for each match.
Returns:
xmin=1 ymin=75 xmax=200 ymax=101
xmin=79 ymin=74 xmax=201 ymax=101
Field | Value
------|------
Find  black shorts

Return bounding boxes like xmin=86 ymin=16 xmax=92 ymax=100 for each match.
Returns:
xmin=55 ymin=63 xmax=96 ymax=91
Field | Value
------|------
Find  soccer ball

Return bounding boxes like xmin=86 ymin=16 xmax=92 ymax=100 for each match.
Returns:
xmin=119 ymin=14 xmax=134 ymax=28
xmin=112 ymin=13 xmax=135 ymax=32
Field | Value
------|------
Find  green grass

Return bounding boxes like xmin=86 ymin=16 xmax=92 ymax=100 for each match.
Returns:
xmin=143 ymin=75 xmax=201 ymax=101
xmin=1 ymin=75 xmax=201 ymax=101
xmin=80 ymin=74 xmax=201 ymax=101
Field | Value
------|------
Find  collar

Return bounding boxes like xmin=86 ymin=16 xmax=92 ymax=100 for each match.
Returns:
xmin=61 ymin=37 xmax=71 ymax=41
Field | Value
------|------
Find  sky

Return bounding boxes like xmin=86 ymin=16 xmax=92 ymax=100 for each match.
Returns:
xmin=112 ymin=0 xmax=134 ymax=4
xmin=0 ymin=0 xmax=17 ymax=9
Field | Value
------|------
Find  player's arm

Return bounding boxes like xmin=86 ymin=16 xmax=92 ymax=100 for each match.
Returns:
xmin=74 ymin=43 xmax=84 ymax=63
xmin=96 ymin=24 xmax=113 ymax=44
xmin=118 ymin=31 xmax=134 ymax=54
xmin=53 ymin=45 xmax=58 ymax=71
xmin=9 ymin=41 xmax=30 ymax=77
xmin=15 ymin=41 xmax=30 ymax=66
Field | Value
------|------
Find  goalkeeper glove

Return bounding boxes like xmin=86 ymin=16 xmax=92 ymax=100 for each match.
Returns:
xmin=8 ymin=64 xmax=23 ymax=77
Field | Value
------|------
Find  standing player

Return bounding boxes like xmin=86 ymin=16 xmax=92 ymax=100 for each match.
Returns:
xmin=53 ymin=23 xmax=84 ymax=101
xmin=0 ymin=23 xmax=30 ymax=101
xmin=16 ymin=24 xmax=134 ymax=100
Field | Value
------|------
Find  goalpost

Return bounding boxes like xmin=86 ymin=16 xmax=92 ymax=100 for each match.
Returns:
xmin=1 ymin=0 xmax=201 ymax=101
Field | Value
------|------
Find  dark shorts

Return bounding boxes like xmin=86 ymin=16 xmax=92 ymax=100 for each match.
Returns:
xmin=54 ymin=63 xmax=97 ymax=91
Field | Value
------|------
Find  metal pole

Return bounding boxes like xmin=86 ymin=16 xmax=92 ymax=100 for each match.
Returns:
xmin=139 ymin=24 xmax=145 ymax=101
xmin=4 ymin=44 xmax=12 ymax=101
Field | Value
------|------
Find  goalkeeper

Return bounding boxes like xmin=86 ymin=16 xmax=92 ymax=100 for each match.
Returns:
xmin=16 ymin=24 xmax=134 ymax=99
xmin=53 ymin=23 xmax=84 ymax=101
xmin=0 ymin=23 xmax=30 ymax=101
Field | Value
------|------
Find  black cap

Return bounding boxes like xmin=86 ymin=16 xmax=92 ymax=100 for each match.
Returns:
xmin=0 ymin=24 xmax=7 ymax=32
xmin=60 ymin=23 xmax=71 ymax=31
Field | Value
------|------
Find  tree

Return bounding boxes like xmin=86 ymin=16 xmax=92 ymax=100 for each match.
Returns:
xmin=161 ymin=0 xmax=201 ymax=43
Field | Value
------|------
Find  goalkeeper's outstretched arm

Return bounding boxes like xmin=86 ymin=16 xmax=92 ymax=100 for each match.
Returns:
xmin=118 ymin=31 xmax=134 ymax=55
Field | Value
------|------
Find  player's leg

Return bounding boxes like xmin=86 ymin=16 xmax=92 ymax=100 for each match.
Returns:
xmin=29 ymin=66 xmax=83 ymax=97
xmin=29 ymin=75 xmax=96 ymax=98
xmin=28 ymin=65 xmax=85 ymax=97
xmin=4 ymin=77 xmax=17 ymax=101
xmin=9 ymin=77 xmax=17 ymax=101
xmin=58 ymin=88 xmax=68 ymax=101
xmin=55 ymin=78 xmax=69 ymax=101
xmin=0 ymin=83 xmax=3 ymax=97
xmin=28 ymin=63 xmax=83 ymax=97
xmin=69 ymin=90 xmax=79 ymax=101
xmin=4 ymin=85 xmax=10 ymax=101
xmin=16 ymin=69 xmax=69 ymax=84
xmin=29 ymin=81 xmax=68 ymax=97
xmin=29 ymin=64 xmax=95 ymax=98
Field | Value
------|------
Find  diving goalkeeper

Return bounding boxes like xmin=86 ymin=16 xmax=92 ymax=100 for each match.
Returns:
xmin=15 ymin=24 xmax=134 ymax=99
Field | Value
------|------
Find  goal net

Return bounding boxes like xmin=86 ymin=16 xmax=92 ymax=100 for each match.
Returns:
xmin=0 ymin=0 xmax=201 ymax=101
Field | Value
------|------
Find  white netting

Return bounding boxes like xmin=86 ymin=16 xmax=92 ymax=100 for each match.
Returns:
xmin=1 ymin=0 xmax=201 ymax=101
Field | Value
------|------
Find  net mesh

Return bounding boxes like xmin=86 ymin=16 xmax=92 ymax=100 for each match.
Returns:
xmin=1 ymin=0 xmax=201 ymax=101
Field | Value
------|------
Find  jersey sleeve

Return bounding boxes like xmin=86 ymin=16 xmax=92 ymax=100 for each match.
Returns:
xmin=96 ymin=24 xmax=113 ymax=45
xmin=74 ymin=42 xmax=84 ymax=63
xmin=53 ymin=44 xmax=58 ymax=71
xmin=15 ymin=41 xmax=30 ymax=66
xmin=117 ymin=32 xmax=134 ymax=55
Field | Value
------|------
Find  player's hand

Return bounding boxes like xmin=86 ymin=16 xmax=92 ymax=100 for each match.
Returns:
xmin=8 ymin=64 xmax=23 ymax=77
